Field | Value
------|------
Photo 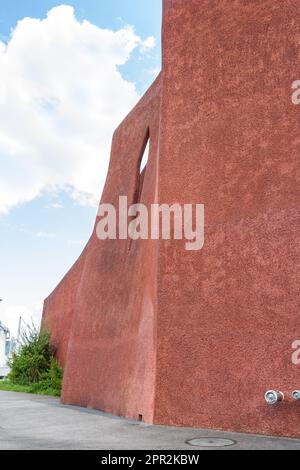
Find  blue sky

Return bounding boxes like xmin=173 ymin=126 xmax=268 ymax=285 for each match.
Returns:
xmin=0 ymin=1 xmax=162 ymax=334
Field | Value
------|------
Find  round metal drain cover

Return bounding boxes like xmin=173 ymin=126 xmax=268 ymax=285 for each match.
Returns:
xmin=187 ymin=438 xmax=236 ymax=448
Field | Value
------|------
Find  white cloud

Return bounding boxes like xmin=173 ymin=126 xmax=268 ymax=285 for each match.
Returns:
xmin=0 ymin=301 xmax=43 ymax=338
xmin=140 ymin=36 xmax=156 ymax=52
xmin=0 ymin=5 xmax=155 ymax=214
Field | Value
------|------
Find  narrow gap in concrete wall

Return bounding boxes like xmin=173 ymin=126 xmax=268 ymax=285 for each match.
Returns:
xmin=127 ymin=128 xmax=150 ymax=253
xmin=137 ymin=127 xmax=150 ymax=201
xmin=140 ymin=140 xmax=150 ymax=174
xmin=132 ymin=127 xmax=150 ymax=205
xmin=138 ymin=142 xmax=149 ymax=201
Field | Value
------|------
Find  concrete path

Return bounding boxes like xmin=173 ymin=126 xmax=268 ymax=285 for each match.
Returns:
xmin=0 ymin=391 xmax=300 ymax=450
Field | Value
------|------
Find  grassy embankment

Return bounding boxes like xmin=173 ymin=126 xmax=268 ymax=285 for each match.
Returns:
xmin=0 ymin=380 xmax=60 ymax=397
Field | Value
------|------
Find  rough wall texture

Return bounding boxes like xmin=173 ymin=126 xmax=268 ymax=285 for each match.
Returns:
xmin=43 ymin=0 xmax=300 ymax=437
xmin=43 ymin=250 xmax=88 ymax=366
xmin=44 ymin=75 xmax=161 ymax=422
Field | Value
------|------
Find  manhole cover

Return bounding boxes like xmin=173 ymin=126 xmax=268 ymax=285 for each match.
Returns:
xmin=187 ymin=438 xmax=236 ymax=448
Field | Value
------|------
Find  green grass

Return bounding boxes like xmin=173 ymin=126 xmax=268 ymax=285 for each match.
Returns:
xmin=0 ymin=380 xmax=61 ymax=397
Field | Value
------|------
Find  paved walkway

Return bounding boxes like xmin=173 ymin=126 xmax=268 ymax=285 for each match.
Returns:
xmin=0 ymin=391 xmax=300 ymax=450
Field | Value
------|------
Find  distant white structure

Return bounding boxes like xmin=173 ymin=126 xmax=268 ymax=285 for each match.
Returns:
xmin=0 ymin=322 xmax=12 ymax=378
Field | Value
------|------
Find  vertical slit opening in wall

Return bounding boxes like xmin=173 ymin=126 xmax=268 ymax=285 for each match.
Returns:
xmin=127 ymin=128 xmax=150 ymax=253
xmin=140 ymin=132 xmax=150 ymax=175
xmin=136 ymin=127 xmax=150 ymax=204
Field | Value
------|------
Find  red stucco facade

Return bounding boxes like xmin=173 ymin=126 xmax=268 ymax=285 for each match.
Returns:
xmin=43 ymin=0 xmax=300 ymax=437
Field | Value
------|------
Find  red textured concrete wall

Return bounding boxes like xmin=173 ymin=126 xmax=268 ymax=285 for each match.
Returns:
xmin=43 ymin=0 xmax=300 ymax=438
xmin=43 ymin=75 xmax=162 ymax=422
xmin=43 ymin=249 xmax=88 ymax=366
xmin=154 ymin=0 xmax=300 ymax=437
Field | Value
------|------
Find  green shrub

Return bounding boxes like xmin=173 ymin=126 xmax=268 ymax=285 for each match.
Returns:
xmin=7 ymin=325 xmax=63 ymax=396
xmin=39 ymin=358 xmax=64 ymax=392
